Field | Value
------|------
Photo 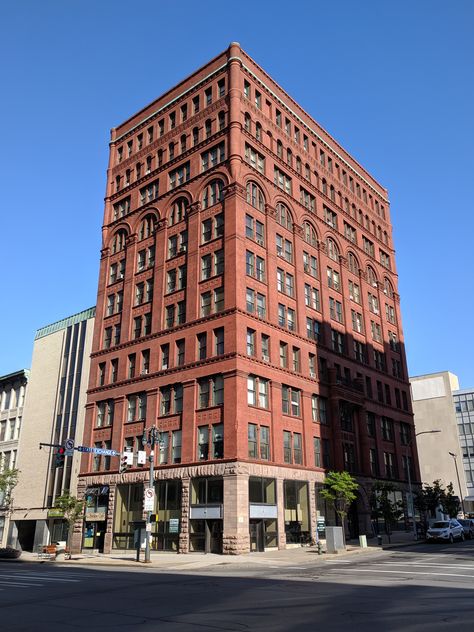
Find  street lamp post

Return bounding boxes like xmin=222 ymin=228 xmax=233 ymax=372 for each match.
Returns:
xmin=448 ymin=451 xmax=466 ymax=517
xmin=406 ymin=430 xmax=441 ymax=539
xmin=142 ymin=426 xmax=161 ymax=564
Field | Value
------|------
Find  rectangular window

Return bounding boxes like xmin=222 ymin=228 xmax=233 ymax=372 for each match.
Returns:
xmin=201 ymin=142 xmax=225 ymax=171
xmin=244 ymin=143 xmax=265 ymax=173
xmin=197 ymin=332 xmax=207 ymax=360
xmin=214 ymin=327 xmax=224 ymax=355
xmin=247 ymin=328 xmax=256 ymax=356
xmin=274 ymin=167 xmax=292 ymax=194
xmin=349 ymin=280 xmax=360 ymax=303
xmin=169 ymin=162 xmax=190 ymax=189
xmin=261 ymin=334 xmax=270 ymax=362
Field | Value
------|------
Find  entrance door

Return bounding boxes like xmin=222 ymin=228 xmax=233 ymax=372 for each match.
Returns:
xmin=83 ymin=522 xmax=105 ymax=552
xmin=206 ymin=520 xmax=222 ymax=554
xmin=249 ymin=520 xmax=265 ymax=552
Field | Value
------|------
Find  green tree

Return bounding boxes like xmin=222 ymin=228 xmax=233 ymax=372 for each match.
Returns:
xmin=0 ymin=468 xmax=19 ymax=511
xmin=54 ymin=491 xmax=84 ymax=557
xmin=319 ymin=471 xmax=359 ymax=546
xmin=414 ymin=479 xmax=457 ymax=530
xmin=440 ymin=482 xmax=461 ymax=518
xmin=371 ymin=481 xmax=404 ymax=543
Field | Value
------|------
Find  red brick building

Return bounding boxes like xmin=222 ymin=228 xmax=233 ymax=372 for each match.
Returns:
xmin=75 ymin=43 xmax=418 ymax=554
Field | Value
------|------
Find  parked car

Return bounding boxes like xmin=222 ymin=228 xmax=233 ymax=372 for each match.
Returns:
xmin=426 ymin=519 xmax=464 ymax=543
xmin=457 ymin=519 xmax=474 ymax=539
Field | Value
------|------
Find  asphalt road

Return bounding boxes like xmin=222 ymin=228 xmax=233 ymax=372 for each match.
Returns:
xmin=1 ymin=540 xmax=474 ymax=631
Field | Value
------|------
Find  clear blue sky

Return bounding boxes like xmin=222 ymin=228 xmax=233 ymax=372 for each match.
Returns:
xmin=1 ymin=1 xmax=473 ymax=386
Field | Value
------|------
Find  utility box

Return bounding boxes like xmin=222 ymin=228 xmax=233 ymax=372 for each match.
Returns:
xmin=359 ymin=534 xmax=367 ymax=548
xmin=325 ymin=526 xmax=345 ymax=553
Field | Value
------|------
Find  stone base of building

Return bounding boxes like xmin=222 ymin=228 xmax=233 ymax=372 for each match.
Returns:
xmin=73 ymin=461 xmax=326 ymax=555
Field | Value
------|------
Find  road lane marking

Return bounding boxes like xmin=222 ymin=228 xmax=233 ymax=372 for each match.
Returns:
xmin=375 ymin=562 xmax=474 ymax=570
xmin=0 ymin=581 xmax=41 ymax=587
xmin=0 ymin=574 xmax=80 ymax=583
xmin=329 ymin=568 xmax=474 ymax=578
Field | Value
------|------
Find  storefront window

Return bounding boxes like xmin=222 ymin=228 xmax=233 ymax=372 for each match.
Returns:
xmin=284 ymin=480 xmax=310 ymax=544
xmin=191 ymin=477 xmax=223 ymax=505
xmin=249 ymin=477 xmax=276 ymax=504
xmin=112 ymin=481 xmax=182 ymax=551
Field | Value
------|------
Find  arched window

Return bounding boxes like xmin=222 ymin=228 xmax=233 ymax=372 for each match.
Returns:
xmin=347 ymin=251 xmax=359 ymax=274
xmin=169 ymin=142 xmax=175 ymax=160
xmin=205 ymin=119 xmax=212 ymax=139
xmin=384 ymin=277 xmax=394 ymax=297
xmin=276 ymin=202 xmax=293 ymax=231
xmin=180 ymin=134 xmax=187 ymax=153
xmin=303 ymin=221 xmax=317 ymax=247
xmin=277 ymin=140 xmax=283 ymax=158
xmin=139 ymin=214 xmax=157 ymax=241
xmin=192 ymin=127 xmax=199 ymax=146
xmin=286 ymin=149 xmax=293 ymax=168
xmin=322 ymin=178 xmax=327 ymax=195
xmin=169 ymin=198 xmax=189 ymax=225
xmin=255 ymin=122 xmax=262 ymax=141
xmin=246 ymin=181 xmax=265 ymax=211
xmin=330 ymin=185 xmax=335 ymax=202
xmin=326 ymin=237 xmax=339 ymax=262
xmin=383 ymin=230 xmax=388 ymax=244
xmin=296 ymin=156 xmax=302 ymax=174
xmin=111 ymin=229 xmax=127 ymax=254
xmin=202 ymin=179 xmax=224 ymax=209
xmin=367 ymin=266 xmax=378 ymax=288
xmin=244 ymin=113 xmax=251 ymax=133
xmin=344 ymin=198 xmax=350 ymax=213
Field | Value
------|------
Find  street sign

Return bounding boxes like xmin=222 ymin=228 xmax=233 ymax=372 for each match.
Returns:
xmin=137 ymin=450 xmax=147 ymax=465
xmin=65 ymin=449 xmax=74 ymax=457
xmin=65 ymin=438 xmax=75 ymax=450
xmin=77 ymin=446 xmax=121 ymax=456
xmin=144 ymin=487 xmax=155 ymax=512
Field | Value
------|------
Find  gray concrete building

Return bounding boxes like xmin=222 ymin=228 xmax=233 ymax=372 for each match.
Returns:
xmin=410 ymin=371 xmax=473 ymax=514
xmin=0 ymin=369 xmax=29 ymax=546
xmin=9 ymin=308 xmax=95 ymax=551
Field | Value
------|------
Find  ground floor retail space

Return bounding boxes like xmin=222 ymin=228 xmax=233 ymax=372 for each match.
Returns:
xmin=73 ymin=465 xmax=410 ymax=555
xmin=7 ymin=514 xmax=68 ymax=552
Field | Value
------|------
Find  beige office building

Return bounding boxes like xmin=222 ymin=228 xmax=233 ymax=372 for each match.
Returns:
xmin=9 ymin=308 xmax=95 ymax=551
xmin=410 ymin=371 xmax=473 ymax=513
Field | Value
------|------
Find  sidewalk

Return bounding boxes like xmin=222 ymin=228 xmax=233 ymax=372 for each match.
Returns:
xmin=8 ymin=531 xmax=422 ymax=571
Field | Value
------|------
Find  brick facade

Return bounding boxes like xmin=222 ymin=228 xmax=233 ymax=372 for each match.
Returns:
xmin=76 ymin=43 xmax=418 ymax=554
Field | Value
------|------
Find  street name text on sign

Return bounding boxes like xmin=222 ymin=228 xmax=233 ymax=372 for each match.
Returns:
xmin=77 ymin=446 xmax=121 ymax=457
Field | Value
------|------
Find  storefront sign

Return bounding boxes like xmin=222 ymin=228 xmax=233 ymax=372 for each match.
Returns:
xmin=190 ymin=506 xmax=222 ymax=519
xmin=317 ymin=517 xmax=326 ymax=533
xmin=249 ymin=504 xmax=278 ymax=519
xmin=47 ymin=508 xmax=64 ymax=518
xmin=86 ymin=485 xmax=110 ymax=496
xmin=169 ymin=518 xmax=179 ymax=533
xmin=85 ymin=512 xmax=106 ymax=521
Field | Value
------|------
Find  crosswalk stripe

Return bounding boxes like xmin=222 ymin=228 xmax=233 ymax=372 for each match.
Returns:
xmin=329 ymin=568 xmax=474 ymax=579
xmin=0 ymin=574 xmax=80 ymax=583
xmin=376 ymin=562 xmax=474 ymax=570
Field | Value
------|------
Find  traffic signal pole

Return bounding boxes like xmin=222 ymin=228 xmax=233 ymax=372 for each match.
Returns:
xmin=144 ymin=427 xmax=159 ymax=564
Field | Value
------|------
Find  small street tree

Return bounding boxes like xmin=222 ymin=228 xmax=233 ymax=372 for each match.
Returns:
xmin=0 ymin=468 xmax=19 ymax=512
xmin=440 ymin=482 xmax=461 ymax=518
xmin=54 ymin=491 xmax=84 ymax=558
xmin=319 ymin=471 xmax=359 ymax=546
xmin=371 ymin=481 xmax=404 ymax=543
xmin=415 ymin=479 xmax=459 ymax=529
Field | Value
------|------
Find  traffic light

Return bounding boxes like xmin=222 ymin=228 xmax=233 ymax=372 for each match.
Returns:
xmin=55 ymin=446 xmax=66 ymax=468
xmin=120 ymin=451 xmax=133 ymax=474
